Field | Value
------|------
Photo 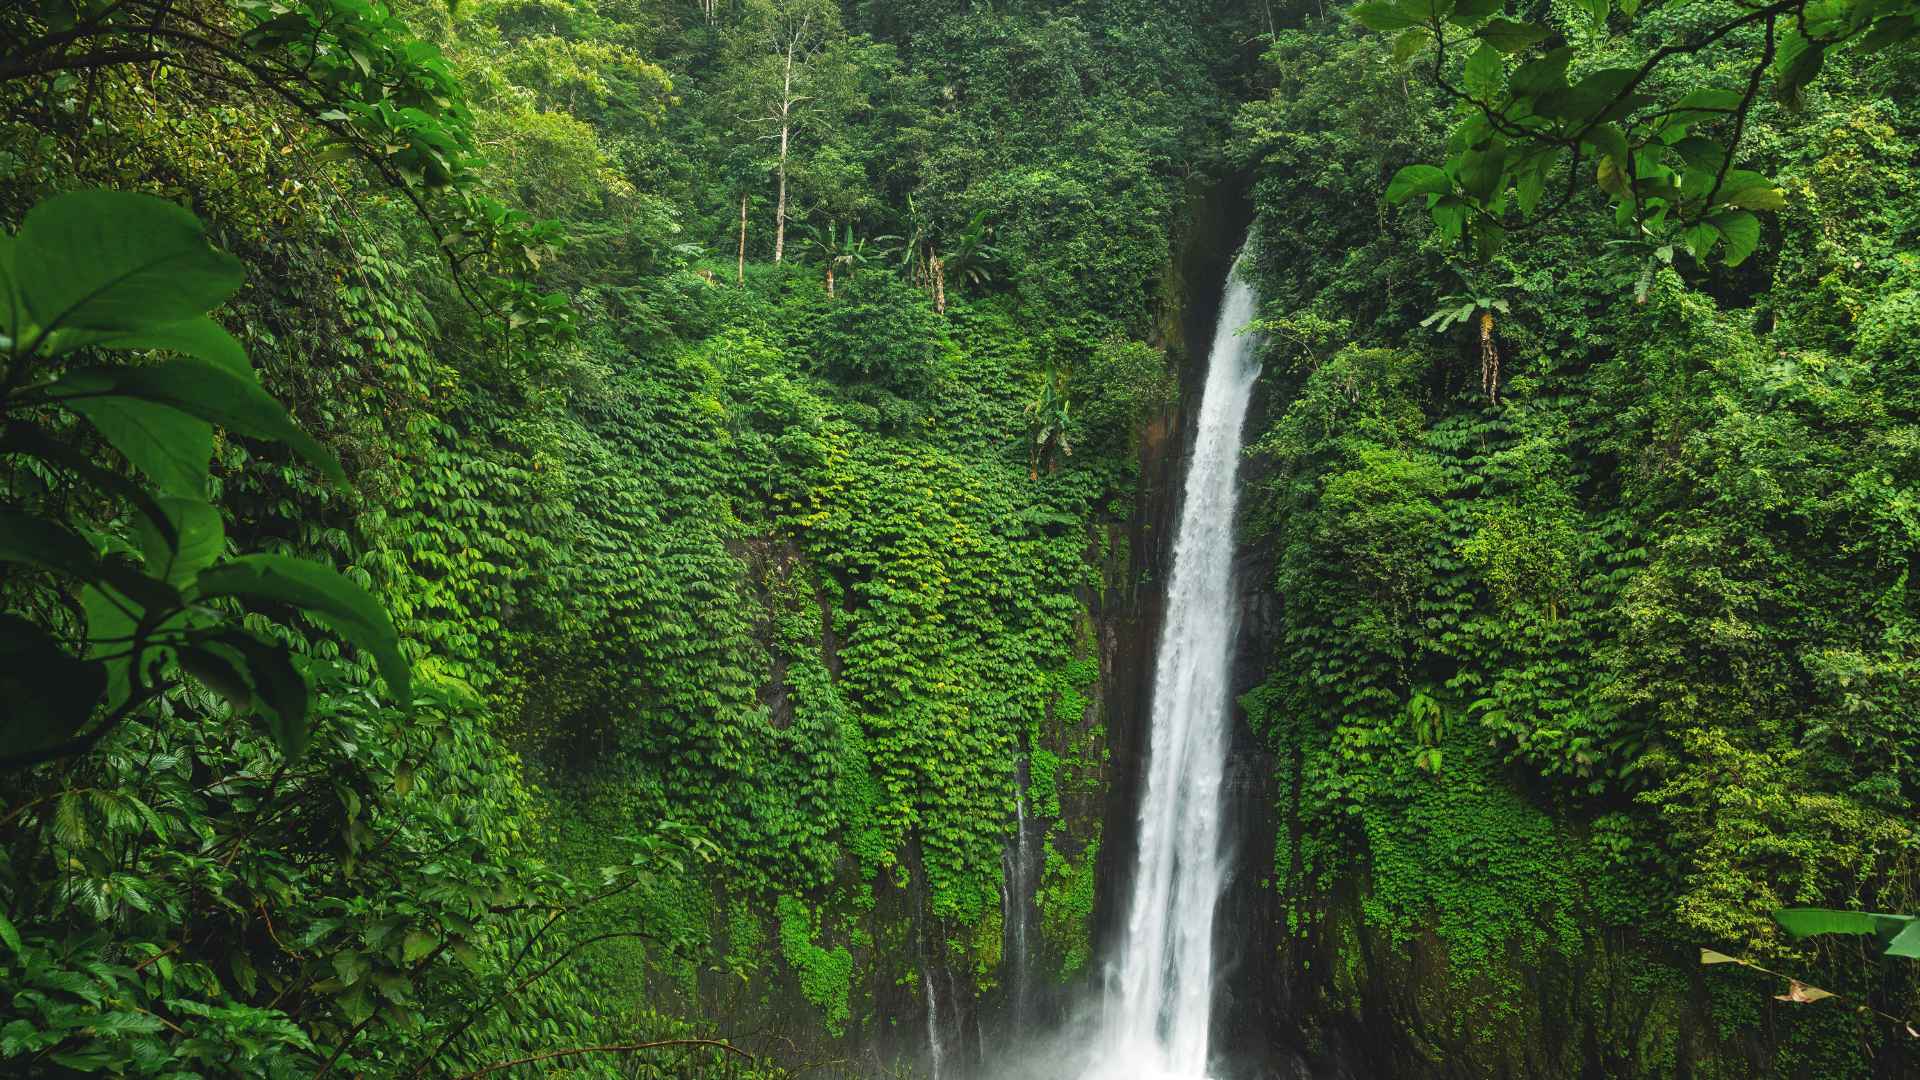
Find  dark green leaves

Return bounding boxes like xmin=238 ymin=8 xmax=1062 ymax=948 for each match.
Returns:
xmin=1352 ymin=0 xmax=1432 ymax=31
xmin=1773 ymin=28 xmax=1826 ymax=103
xmin=0 ymin=615 xmax=107 ymax=756
xmin=1463 ymin=43 xmax=1506 ymax=100
xmin=196 ymin=555 xmax=411 ymax=705
xmin=0 ymin=189 xmax=411 ymax=767
xmin=1448 ymin=0 xmax=1503 ymax=21
xmin=180 ymin=632 xmax=312 ymax=757
xmin=1476 ymin=18 xmax=1553 ymax=54
xmin=10 ymin=191 xmax=243 ymax=338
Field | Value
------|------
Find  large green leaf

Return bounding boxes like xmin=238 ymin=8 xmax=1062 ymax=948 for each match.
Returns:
xmin=1709 ymin=210 xmax=1760 ymax=267
xmin=1681 ymin=221 xmax=1721 ymax=261
xmin=1717 ymin=170 xmax=1787 ymax=212
xmin=1476 ymin=18 xmax=1553 ymax=54
xmin=226 ymin=633 xmax=311 ymax=757
xmin=187 ymin=631 xmax=312 ymax=757
xmin=0 ymin=507 xmax=175 ymax=610
xmin=15 ymin=191 xmax=244 ymax=337
xmin=0 ymin=424 xmax=181 ymax=551
xmin=1447 ymin=0 xmax=1502 ymax=22
xmin=1352 ymin=0 xmax=1427 ymax=31
xmin=92 ymin=316 xmax=252 ymax=374
xmin=1456 ymin=143 xmax=1510 ymax=203
xmin=0 ymin=232 xmax=18 ymax=343
xmin=53 ymin=358 xmax=344 ymax=482
xmin=1887 ymin=921 xmax=1920 ymax=959
xmin=1509 ymin=47 xmax=1573 ymax=98
xmin=1774 ymin=908 xmax=1916 ymax=945
xmin=0 ymin=506 xmax=116 ymax=581
xmin=179 ymin=644 xmax=255 ymax=711
xmin=137 ymin=498 xmax=226 ymax=587
xmin=1463 ymin=42 xmax=1506 ymax=99
xmin=1773 ymin=28 xmax=1825 ymax=102
xmin=65 ymin=393 xmax=215 ymax=498
xmin=0 ymin=614 xmax=107 ymax=756
xmin=82 ymin=583 xmax=140 ymax=709
xmin=195 ymin=555 xmax=410 ymax=704
xmin=1537 ymin=67 xmax=1639 ymax=124
xmin=1387 ymin=164 xmax=1452 ymax=203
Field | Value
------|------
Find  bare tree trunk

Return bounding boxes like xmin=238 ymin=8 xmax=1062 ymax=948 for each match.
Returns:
xmin=1480 ymin=310 xmax=1499 ymax=404
xmin=826 ymin=263 xmax=835 ymax=297
xmin=774 ymin=135 xmax=789 ymax=263
xmin=737 ymin=194 xmax=747 ymax=285
xmin=930 ymin=251 xmax=946 ymax=314
xmin=773 ymin=40 xmax=795 ymax=265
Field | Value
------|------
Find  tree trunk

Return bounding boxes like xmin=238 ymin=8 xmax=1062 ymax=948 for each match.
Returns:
xmin=773 ymin=41 xmax=795 ymax=265
xmin=1479 ymin=310 xmax=1498 ymax=403
xmin=774 ymin=136 xmax=788 ymax=263
xmin=737 ymin=194 xmax=747 ymax=285
xmin=930 ymin=251 xmax=946 ymax=314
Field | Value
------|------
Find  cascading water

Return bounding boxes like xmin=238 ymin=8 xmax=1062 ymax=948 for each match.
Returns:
xmin=1003 ymin=753 xmax=1038 ymax=1037
xmin=1084 ymin=251 xmax=1261 ymax=1080
xmin=926 ymin=966 xmax=948 ymax=1080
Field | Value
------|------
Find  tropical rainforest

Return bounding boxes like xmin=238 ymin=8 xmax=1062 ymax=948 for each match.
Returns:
xmin=1 ymin=0 xmax=1918 ymax=1075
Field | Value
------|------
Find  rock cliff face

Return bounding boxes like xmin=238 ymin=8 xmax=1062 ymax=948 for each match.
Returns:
xmin=664 ymin=176 xmax=1286 ymax=1080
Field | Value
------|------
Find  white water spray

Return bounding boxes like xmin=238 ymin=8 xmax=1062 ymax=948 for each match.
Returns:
xmin=926 ymin=966 xmax=948 ymax=1080
xmin=1084 ymin=252 xmax=1261 ymax=1080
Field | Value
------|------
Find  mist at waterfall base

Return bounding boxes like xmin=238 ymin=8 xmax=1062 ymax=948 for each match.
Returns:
xmin=973 ymin=255 xmax=1264 ymax=1080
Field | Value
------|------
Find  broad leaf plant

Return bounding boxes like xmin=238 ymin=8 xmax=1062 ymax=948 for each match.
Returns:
xmin=1 ymin=191 xmax=410 ymax=766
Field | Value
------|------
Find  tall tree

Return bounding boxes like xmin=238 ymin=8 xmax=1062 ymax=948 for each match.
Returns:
xmin=727 ymin=0 xmax=848 ymax=263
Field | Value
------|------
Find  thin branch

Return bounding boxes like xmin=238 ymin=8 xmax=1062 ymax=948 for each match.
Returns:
xmin=0 ymin=48 xmax=166 ymax=80
xmin=1696 ymin=14 xmax=1776 ymax=217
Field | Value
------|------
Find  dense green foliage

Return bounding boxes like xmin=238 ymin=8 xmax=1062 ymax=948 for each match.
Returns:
xmin=1236 ymin=1 xmax=1920 ymax=1072
xmin=0 ymin=0 xmax=1254 ymax=1073
xmin=3 ymin=0 xmax=1917 ymax=1073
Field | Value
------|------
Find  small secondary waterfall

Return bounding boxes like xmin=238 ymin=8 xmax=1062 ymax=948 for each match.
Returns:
xmin=1085 ymin=252 xmax=1261 ymax=1080
xmin=1002 ymin=754 xmax=1038 ymax=1036
xmin=926 ymin=966 xmax=948 ymax=1080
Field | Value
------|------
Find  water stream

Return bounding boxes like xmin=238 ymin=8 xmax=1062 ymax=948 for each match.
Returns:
xmin=1082 ymin=252 xmax=1261 ymax=1080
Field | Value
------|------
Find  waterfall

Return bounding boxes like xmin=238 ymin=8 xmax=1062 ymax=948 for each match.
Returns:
xmin=926 ymin=966 xmax=947 ymax=1080
xmin=1003 ymin=753 xmax=1037 ymax=1036
xmin=1085 ymin=252 xmax=1261 ymax=1080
